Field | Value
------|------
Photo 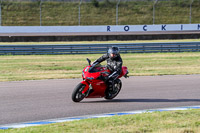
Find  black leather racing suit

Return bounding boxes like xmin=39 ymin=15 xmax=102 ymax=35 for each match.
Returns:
xmin=93 ymin=53 xmax=123 ymax=89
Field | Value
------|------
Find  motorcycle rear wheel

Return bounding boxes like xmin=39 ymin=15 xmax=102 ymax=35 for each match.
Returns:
xmin=72 ymin=83 xmax=86 ymax=102
xmin=104 ymin=79 xmax=122 ymax=100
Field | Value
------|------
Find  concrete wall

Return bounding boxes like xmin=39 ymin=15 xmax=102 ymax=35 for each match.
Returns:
xmin=1 ymin=24 xmax=200 ymax=33
xmin=0 ymin=24 xmax=200 ymax=42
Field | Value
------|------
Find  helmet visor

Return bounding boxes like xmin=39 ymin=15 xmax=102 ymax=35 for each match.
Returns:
xmin=108 ymin=47 xmax=119 ymax=58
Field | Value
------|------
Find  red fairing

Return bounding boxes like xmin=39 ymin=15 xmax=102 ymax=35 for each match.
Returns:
xmin=82 ymin=65 xmax=109 ymax=98
xmin=118 ymin=66 xmax=128 ymax=78
xmin=86 ymin=80 xmax=107 ymax=98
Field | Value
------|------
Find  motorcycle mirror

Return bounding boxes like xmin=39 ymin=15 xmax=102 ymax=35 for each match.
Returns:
xmin=86 ymin=58 xmax=91 ymax=65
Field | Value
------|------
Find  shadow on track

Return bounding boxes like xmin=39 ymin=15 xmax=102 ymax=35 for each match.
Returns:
xmin=82 ymin=99 xmax=200 ymax=103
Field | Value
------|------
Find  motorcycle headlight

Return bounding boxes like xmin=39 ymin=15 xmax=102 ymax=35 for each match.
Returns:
xmin=82 ymin=71 xmax=85 ymax=78
xmin=86 ymin=77 xmax=94 ymax=80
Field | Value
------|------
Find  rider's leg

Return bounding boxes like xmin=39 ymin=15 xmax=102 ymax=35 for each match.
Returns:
xmin=107 ymin=72 xmax=119 ymax=91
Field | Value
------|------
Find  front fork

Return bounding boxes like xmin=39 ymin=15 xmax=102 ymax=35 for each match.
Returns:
xmin=81 ymin=80 xmax=89 ymax=94
xmin=81 ymin=80 xmax=93 ymax=97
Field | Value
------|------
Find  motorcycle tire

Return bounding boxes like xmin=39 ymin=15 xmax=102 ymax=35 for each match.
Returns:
xmin=104 ymin=79 xmax=122 ymax=100
xmin=72 ymin=83 xmax=86 ymax=102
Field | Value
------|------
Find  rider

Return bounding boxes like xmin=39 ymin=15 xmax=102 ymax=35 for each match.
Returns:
xmin=92 ymin=46 xmax=123 ymax=90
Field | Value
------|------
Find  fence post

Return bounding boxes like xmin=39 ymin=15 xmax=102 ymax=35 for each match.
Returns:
xmin=79 ymin=0 xmax=82 ymax=26
xmin=116 ymin=0 xmax=120 ymax=25
xmin=189 ymin=0 xmax=194 ymax=24
xmin=0 ymin=0 xmax=2 ymax=26
xmin=40 ymin=0 xmax=42 ymax=26
xmin=153 ymin=0 xmax=158 ymax=25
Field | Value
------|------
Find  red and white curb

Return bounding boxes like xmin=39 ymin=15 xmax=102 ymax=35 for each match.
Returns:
xmin=1 ymin=105 xmax=200 ymax=130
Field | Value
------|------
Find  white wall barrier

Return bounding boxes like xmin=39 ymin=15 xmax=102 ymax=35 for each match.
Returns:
xmin=0 ymin=24 xmax=199 ymax=33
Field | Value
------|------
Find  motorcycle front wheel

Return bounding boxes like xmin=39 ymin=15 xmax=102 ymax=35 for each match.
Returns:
xmin=72 ymin=83 xmax=86 ymax=102
xmin=104 ymin=79 xmax=122 ymax=100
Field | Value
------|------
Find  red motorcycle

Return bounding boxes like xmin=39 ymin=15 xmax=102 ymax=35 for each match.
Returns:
xmin=72 ymin=58 xmax=129 ymax=102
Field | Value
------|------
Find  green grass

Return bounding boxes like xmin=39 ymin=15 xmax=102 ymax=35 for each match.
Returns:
xmin=1 ymin=0 xmax=200 ymax=26
xmin=2 ymin=109 xmax=200 ymax=133
xmin=0 ymin=52 xmax=200 ymax=82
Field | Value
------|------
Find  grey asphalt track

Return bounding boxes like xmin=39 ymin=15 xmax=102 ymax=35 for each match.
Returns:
xmin=0 ymin=75 xmax=200 ymax=125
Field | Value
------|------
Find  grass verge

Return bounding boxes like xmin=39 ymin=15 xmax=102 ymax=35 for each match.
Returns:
xmin=2 ymin=0 xmax=200 ymax=26
xmin=0 ymin=52 xmax=200 ymax=81
xmin=2 ymin=109 xmax=200 ymax=133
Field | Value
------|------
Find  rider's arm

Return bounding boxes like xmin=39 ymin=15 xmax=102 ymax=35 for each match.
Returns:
xmin=93 ymin=54 xmax=109 ymax=65
xmin=114 ymin=57 xmax=123 ymax=74
xmin=108 ymin=58 xmax=123 ymax=80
